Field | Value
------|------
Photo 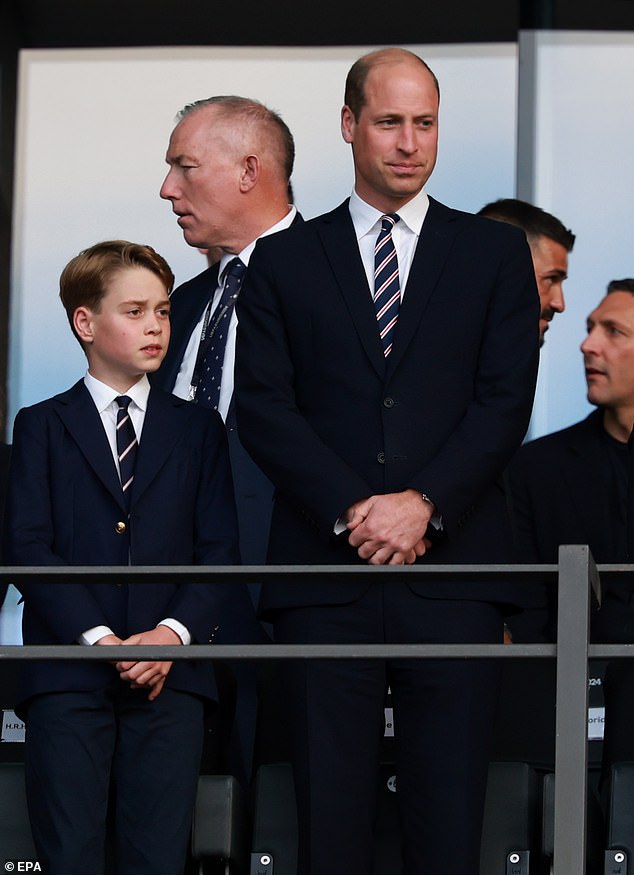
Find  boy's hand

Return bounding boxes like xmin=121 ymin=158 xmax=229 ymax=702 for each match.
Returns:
xmin=115 ymin=626 xmax=180 ymax=701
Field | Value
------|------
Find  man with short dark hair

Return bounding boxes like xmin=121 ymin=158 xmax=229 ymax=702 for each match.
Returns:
xmin=479 ymin=198 xmax=575 ymax=344
xmin=509 ymin=277 xmax=634 ymax=639
xmin=508 ymin=277 xmax=634 ymax=783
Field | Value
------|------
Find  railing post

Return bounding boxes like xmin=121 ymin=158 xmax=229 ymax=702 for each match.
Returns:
xmin=552 ymin=545 xmax=599 ymax=874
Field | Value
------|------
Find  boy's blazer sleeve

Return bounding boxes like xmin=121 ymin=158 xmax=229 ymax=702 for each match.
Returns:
xmin=4 ymin=405 xmax=115 ymax=641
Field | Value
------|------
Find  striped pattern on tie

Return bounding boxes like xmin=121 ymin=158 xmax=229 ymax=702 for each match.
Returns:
xmin=115 ymin=395 xmax=138 ymax=504
xmin=373 ymin=213 xmax=401 ymax=357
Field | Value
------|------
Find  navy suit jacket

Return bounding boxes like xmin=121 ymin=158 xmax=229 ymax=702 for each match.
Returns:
xmin=235 ymin=198 xmax=540 ymax=615
xmin=4 ymin=381 xmax=240 ymax=711
xmin=153 ymin=262 xmax=274 ymax=649
xmin=508 ymin=410 xmax=617 ymax=565
xmin=507 ymin=409 xmax=633 ymax=637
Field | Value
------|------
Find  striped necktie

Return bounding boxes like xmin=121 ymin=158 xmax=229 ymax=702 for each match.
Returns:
xmin=115 ymin=395 xmax=137 ymax=507
xmin=374 ymin=213 xmax=401 ymax=357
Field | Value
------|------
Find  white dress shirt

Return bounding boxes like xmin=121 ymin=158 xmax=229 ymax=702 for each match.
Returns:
xmin=80 ymin=372 xmax=190 ymax=646
xmin=173 ymin=205 xmax=298 ymax=421
xmin=334 ymin=189 xmax=440 ymax=534
xmin=348 ymin=188 xmax=429 ymax=298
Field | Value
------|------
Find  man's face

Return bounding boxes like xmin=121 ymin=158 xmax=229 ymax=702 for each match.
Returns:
xmin=529 ymin=235 xmax=569 ymax=344
xmin=75 ymin=266 xmax=171 ymax=392
xmin=581 ymin=292 xmax=634 ymax=414
xmin=341 ymin=59 xmax=439 ymax=213
xmin=160 ymin=108 xmax=244 ymax=251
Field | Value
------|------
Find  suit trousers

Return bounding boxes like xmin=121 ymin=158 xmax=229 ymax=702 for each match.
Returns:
xmin=274 ymin=582 xmax=503 ymax=875
xmin=24 ymin=683 xmax=204 ymax=875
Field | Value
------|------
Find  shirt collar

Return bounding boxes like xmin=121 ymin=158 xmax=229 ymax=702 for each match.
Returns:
xmin=84 ymin=372 xmax=150 ymax=414
xmin=349 ymin=189 xmax=429 ymax=239
xmin=217 ymin=205 xmax=298 ymax=276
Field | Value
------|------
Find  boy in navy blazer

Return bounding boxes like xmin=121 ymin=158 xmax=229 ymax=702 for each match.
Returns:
xmin=4 ymin=240 xmax=239 ymax=875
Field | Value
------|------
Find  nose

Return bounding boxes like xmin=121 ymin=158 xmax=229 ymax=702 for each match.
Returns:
xmin=396 ymin=123 xmax=417 ymax=154
xmin=580 ymin=329 xmax=597 ymax=356
xmin=145 ymin=313 xmax=162 ymax=335
xmin=550 ymin=284 xmax=565 ymax=314
xmin=160 ymin=168 xmax=176 ymax=201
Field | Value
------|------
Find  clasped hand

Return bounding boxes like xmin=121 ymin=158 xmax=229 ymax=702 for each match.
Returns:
xmin=345 ymin=489 xmax=434 ymax=565
xmin=95 ymin=625 xmax=181 ymax=700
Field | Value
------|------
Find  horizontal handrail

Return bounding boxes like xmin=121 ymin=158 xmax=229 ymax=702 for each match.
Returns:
xmin=0 ymin=547 xmax=631 ymax=875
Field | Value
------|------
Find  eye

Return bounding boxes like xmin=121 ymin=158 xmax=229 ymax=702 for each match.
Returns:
xmin=157 ymin=308 xmax=171 ymax=319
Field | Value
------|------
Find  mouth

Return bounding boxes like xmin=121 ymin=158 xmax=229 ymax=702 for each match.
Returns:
xmin=142 ymin=345 xmax=163 ymax=356
xmin=388 ymin=163 xmax=421 ymax=175
xmin=585 ymin=367 xmax=605 ymax=381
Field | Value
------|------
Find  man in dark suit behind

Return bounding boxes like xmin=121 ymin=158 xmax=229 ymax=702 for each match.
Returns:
xmin=235 ymin=48 xmax=539 ymax=875
xmin=478 ymin=197 xmax=575 ymax=347
xmin=154 ymin=96 xmax=299 ymax=784
xmin=508 ymin=278 xmax=634 ymax=774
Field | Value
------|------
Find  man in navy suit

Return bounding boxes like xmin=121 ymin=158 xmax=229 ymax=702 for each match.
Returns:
xmin=235 ymin=48 xmax=540 ymax=875
xmin=508 ymin=277 xmax=634 ymax=781
xmin=155 ymin=96 xmax=299 ymax=785
xmin=508 ymin=278 xmax=634 ymax=637
xmin=4 ymin=240 xmax=239 ymax=875
xmin=157 ymin=95 xmax=297 ymax=566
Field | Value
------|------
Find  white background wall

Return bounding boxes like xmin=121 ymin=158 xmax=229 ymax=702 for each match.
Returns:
xmin=526 ymin=31 xmax=634 ymax=439
xmin=9 ymin=43 xmax=517 ymax=429
xmin=9 ymin=35 xmax=634 ymax=440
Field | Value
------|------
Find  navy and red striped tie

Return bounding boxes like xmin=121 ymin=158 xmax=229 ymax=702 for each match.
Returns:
xmin=374 ymin=214 xmax=401 ymax=357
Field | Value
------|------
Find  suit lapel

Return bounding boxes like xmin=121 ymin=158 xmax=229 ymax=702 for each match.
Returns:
xmin=130 ymin=389 xmax=190 ymax=506
xmin=318 ymin=202 xmax=386 ymax=378
xmin=161 ymin=264 xmax=221 ymax=391
xmin=387 ymin=198 xmax=458 ymax=376
xmin=54 ymin=381 xmax=126 ymax=510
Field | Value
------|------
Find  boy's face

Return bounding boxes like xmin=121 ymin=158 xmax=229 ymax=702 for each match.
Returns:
xmin=74 ymin=266 xmax=171 ymax=392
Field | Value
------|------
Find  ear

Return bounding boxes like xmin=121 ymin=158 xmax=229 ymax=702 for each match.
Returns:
xmin=239 ymin=154 xmax=260 ymax=192
xmin=341 ymin=105 xmax=355 ymax=144
xmin=73 ymin=306 xmax=95 ymax=344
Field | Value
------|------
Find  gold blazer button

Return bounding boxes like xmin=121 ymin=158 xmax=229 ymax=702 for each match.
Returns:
xmin=115 ymin=521 xmax=127 ymax=535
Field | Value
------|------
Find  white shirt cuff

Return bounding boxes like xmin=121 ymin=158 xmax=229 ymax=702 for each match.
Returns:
xmin=79 ymin=625 xmax=114 ymax=646
xmin=158 ymin=618 xmax=191 ymax=646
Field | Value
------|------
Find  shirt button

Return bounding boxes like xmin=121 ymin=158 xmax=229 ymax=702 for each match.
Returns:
xmin=115 ymin=521 xmax=127 ymax=535
xmin=377 ymin=452 xmax=385 ymax=464
xmin=383 ymin=397 xmax=395 ymax=408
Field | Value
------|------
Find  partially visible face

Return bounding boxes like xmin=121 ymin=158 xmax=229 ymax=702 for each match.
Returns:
xmin=341 ymin=59 xmax=439 ymax=213
xmin=580 ymin=291 xmax=634 ymax=414
xmin=76 ymin=266 xmax=171 ymax=392
xmin=529 ymin=235 xmax=569 ymax=344
xmin=160 ymin=107 xmax=244 ymax=251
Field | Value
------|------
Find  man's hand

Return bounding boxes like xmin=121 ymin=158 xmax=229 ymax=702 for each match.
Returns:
xmin=95 ymin=633 xmax=123 ymax=646
xmin=115 ymin=626 xmax=180 ymax=701
xmin=345 ymin=489 xmax=434 ymax=565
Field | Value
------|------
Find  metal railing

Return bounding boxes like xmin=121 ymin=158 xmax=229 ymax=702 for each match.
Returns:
xmin=1 ymin=544 xmax=632 ymax=874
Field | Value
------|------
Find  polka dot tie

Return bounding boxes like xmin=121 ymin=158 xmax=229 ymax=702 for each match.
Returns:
xmin=197 ymin=257 xmax=246 ymax=409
